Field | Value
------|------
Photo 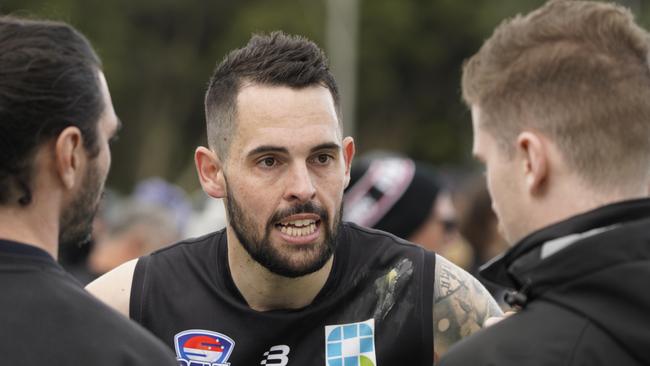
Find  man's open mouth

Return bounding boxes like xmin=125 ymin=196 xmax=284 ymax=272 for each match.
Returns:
xmin=275 ymin=218 xmax=320 ymax=237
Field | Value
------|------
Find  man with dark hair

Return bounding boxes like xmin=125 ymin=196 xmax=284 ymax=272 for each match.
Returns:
xmin=0 ymin=16 xmax=177 ymax=365
xmin=440 ymin=1 xmax=650 ymax=365
xmin=89 ymin=31 xmax=501 ymax=365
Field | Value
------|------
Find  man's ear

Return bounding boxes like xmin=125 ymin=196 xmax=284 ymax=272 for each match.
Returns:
xmin=516 ymin=131 xmax=548 ymax=195
xmin=341 ymin=136 xmax=356 ymax=189
xmin=195 ymin=146 xmax=226 ymax=198
xmin=54 ymin=126 xmax=85 ymax=190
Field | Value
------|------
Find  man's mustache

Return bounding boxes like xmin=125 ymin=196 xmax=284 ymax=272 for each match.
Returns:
xmin=269 ymin=201 xmax=329 ymax=225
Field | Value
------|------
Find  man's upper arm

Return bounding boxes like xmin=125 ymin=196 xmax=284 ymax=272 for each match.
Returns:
xmin=85 ymin=258 xmax=138 ymax=317
xmin=433 ymin=254 xmax=502 ymax=362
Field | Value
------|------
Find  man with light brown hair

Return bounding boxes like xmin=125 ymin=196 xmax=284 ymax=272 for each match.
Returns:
xmin=440 ymin=0 xmax=650 ymax=365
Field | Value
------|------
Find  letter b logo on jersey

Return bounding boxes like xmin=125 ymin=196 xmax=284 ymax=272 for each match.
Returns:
xmin=260 ymin=345 xmax=290 ymax=366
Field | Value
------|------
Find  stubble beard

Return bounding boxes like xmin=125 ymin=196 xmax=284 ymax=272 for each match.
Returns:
xmin=59 ymin=162 xmax=103 ymax=249
xmin=225 ymin=187 xmax=342 ymax=278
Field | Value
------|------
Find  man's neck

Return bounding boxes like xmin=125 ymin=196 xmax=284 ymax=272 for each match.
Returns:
xmin=0 ymin=206 xmax=59 ymax=259
xmin=226 ymin=229 xmax=333 ymax=312
xmin=528 ymin=180 xmax=649 ymax=241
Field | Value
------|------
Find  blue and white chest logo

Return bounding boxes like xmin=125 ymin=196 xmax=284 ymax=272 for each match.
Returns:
xmin=174 ymin=329 xmax=235 ymax=366
xmin=325 ymin=319 xmax=377 ymax=366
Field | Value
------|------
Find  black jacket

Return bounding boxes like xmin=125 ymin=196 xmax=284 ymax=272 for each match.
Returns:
xmin=0 ymin=239 xmax=178 ymax=366
xmin=439 ymin=198 xmax=650 ymax=366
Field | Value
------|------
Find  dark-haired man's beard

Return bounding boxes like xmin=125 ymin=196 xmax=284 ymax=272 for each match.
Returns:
xmin=59 ymin=163 xmax=103 ymax=249
xmin=225 ymin=188 xmax=341 ymax=278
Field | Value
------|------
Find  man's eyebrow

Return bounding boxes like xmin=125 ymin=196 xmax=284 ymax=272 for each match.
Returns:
xmin=310 ymin=142 xmax=341 ymax=153
xmin=246 ymin=145 xmax=289 ymax=157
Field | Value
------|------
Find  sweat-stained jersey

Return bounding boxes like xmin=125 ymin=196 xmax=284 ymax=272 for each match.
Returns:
xmin=130 ymin=222 xmax=435 ymax=366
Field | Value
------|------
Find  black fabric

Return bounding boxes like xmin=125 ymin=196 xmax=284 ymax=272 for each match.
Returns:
xmin=0 ymin=239 xmax=53 ymax=259
xmin=131 ymin=222 xmax=435 ymax=365
xmin=0 ymin=239 xmax=177 ymax=366
xmin=440 ymin=198 xmax=650 ymax=366
xmin=377 ymin=166 xmax=440 ymax=239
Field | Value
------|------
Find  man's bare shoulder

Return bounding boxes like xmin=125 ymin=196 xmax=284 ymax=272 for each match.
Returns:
xmin=433 ymin=254 xmax=502 ymax=362
xmin=85 ymin=258 xmax=138 ymax=317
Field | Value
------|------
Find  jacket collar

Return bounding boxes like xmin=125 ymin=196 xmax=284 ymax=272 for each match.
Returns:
xmin=480 ymin=198 xmax=650 ymax=290
xmin=0 ymin=239 xmax=54 ymax=261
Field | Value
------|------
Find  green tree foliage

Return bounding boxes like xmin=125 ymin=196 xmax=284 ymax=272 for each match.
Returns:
xmin=1 ymin=0 xmax=647 ymax=192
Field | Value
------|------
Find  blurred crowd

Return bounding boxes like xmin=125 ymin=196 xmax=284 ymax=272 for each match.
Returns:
xmin=59 ymin=177 xmax=228 ymax=284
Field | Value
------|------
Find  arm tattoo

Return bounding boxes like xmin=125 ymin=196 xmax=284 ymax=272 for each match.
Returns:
xmin=433 ymin=254 xmax=502 ymax=363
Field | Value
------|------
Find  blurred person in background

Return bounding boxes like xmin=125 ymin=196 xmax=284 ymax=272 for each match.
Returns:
xmin=184 ymin=193 xmax=228 ymax=238
xmin=456 ymin=177 xmax=510 ymax=308
xmin=89 ymin=178 xmax=189 ymax=275
xmin=88 ymin=31 xmax=501 ymax=364
xmin=344 ymin=154 xmax=474 ymax=269
xmin=440 ymin=1 xmax=650 ymax=365
xmin=457 ymin=178 xmax=508 ymax=274
xmin=0 ymin=16 xmax=176 ymax=365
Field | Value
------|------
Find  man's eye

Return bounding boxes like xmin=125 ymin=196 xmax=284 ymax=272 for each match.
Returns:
xmin=315 ymin=154 xmax=331 ymax=164
xmin=260 ymin=157 xmax=276 ymax=167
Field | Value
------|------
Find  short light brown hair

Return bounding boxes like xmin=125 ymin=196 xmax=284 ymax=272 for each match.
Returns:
xmin=463 ymin=0 xmax=650 ymax=189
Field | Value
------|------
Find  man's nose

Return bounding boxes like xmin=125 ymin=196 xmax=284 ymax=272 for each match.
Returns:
xmin=284 ymin=163 xmax=316 ymax=203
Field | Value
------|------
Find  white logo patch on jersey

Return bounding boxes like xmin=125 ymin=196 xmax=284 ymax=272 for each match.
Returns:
xmin=260 ymin=345 xmax=290 ymax=366
xmin=325 ymin=319 xmax=377 ymax=366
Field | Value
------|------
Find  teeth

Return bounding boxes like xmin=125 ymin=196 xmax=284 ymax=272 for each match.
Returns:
xmin=279 ymin=223 xmax=317 ymax=237
xmin=280 ymin=219 xmax=316 ymax=227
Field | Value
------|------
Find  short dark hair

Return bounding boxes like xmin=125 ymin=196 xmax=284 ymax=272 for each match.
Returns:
xmin=0 ymin=16 xmax=104 ymax=205
xmin=204 ymin=31 xmax=339 ymax=158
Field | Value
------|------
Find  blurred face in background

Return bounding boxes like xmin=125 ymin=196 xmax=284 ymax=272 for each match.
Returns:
xmin=408 ymin=192 xmax=459 ymax=252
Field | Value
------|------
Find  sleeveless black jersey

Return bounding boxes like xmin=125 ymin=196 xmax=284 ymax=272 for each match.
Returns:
xmin=131 ymin=222 xmax=435 ymax=366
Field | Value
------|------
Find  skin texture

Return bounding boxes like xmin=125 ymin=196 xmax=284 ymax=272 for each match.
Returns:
xmin=470 ymin=107 xmax=527 ymax=244
xmin=433 ymin=254 xmax=503 ymax=363
xmin=196 ymin=84 xmax=355 ymax=311
xmin=59 ymin=72 xmax=119 ymax=249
